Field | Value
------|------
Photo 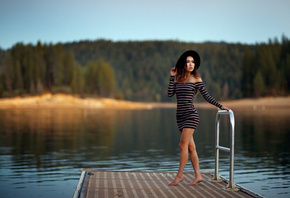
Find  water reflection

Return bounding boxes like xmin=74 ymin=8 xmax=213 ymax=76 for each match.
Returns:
xmin=0 ymin=108 xmax=289 ymax=197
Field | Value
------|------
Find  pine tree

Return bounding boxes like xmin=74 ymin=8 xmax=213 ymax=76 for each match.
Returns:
xmin=14 ymin=61 xmax=23 ymax=93
xmin=63 ymin=51 xmax=74 ymax=86
xmin=96 ymin=58 xmax=115 ymax=97
xmin=85 ymin=61 xmax=99 ymax=95
xmin=253 ymin=71 xmax=265 ymax=97
xmin=242 ymin=48 xmax=255 ymax=97
xmin=71 ymin=62 xmax=84 ymax=95
xmin=35 ymin=41 xmax=46 ymax=94
xmin=3 ymin=53 xmax=14 ymax=94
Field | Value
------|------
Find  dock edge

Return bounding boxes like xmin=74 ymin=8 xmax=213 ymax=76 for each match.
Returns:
xmin=213 ymin=173 xmax=265 ymax=198
xmin=73 ymin=169 xmax=92 ymax=198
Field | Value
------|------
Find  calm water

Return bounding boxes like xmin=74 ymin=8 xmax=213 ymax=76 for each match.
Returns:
xmin=0 ymin=107 xmax=289 ymax=198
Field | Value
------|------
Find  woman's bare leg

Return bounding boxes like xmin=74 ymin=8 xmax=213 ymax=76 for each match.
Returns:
xmin=169 ymin=128 xmax=194 ymax=186
xmin=188 ymin=136 xmax=203 ymax=185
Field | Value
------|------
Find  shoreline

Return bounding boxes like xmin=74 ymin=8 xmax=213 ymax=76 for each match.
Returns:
xmin=0 ymin=94 xmax=289 ymax=110
xmin=0 ymin=93 xmax=152 ymax=110
xmin=150 ymin=96 xmax=290 ymax=111
xmin=197 ymin=96 xmax=290 ymax=110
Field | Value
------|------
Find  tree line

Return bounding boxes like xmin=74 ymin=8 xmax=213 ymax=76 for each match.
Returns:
xmin=0 ymin=42 xmax=115 ymax=98
xmin=0 ymin=36 xmax=289 ymax=102
xmin=242 ymin=35 xmax=290 ymax=97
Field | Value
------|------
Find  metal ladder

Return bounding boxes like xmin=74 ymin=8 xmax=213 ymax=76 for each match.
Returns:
xmin=212 ymin=110 xmax=237 ymax=191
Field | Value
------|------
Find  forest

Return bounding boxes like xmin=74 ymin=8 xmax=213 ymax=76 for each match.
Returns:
xmin=0 ymin=35 xmax=289 ymax=102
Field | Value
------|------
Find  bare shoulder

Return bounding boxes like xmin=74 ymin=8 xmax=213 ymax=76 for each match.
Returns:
xmin=194 ymin=77 xmax=203 ymax=83
xmin=189 ymin=76 xmax=203 ymax=83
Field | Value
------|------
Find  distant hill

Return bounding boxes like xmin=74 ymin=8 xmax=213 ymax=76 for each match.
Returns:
xmin=0 ymin=37 xmax=289 ymax=102
xmin=61 ymin=40 xmax=249 ymax=101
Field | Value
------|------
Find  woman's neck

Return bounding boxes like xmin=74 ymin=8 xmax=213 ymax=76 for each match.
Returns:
xmin=184 ymin=72 xmax=192 ymax=79
xmin=177 ymin=72 xmax=192 ymax=83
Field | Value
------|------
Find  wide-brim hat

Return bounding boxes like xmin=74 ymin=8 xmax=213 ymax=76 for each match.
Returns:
xmin=175 ymin=50 xmax=201 ymax=70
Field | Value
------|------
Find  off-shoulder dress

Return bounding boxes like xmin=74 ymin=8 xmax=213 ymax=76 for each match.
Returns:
xmin=167 ymin=76 xmax=223 ymax=131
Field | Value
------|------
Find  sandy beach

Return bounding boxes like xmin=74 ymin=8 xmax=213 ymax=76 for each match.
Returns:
xmin=0 ymin=93 xmax=152 ymax=109
xmin=196 ymin=96 xmax=290 ymax=110
xmin=147 ymin=97 xmax=290 ymax=110
xmin=0 ymin=93 xmax=289 ymax=110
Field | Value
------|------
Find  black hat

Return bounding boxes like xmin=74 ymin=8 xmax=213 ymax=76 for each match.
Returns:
xmin=175 ymin=50 xmax=201 ymax=70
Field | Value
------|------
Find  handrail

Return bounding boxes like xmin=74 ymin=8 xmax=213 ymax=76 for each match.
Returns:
xmin=212 ymin=110 xmax=237 ymax=191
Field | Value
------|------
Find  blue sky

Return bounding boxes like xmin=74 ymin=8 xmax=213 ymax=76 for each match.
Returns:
xmin=0 ymin=0 xmax=289 ymax=49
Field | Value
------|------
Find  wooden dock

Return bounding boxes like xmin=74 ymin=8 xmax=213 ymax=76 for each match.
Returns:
xmin=74 ymin=169 xmax=263 ymax=198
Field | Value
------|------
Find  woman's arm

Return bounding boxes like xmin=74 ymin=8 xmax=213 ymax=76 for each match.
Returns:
xmin=195 ymin=78 xmax=231 ymax=110
xmin=195 ymin=81 xmax=223 ymax=109
xmin=167 ymin=68 xmax=177 ymax=97
xmin=167 ymin=75 xmax=176 ymax=97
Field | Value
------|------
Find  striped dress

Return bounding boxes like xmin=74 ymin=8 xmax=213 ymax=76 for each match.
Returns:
xmin=167 ymin=76 xmax=223 ymax=131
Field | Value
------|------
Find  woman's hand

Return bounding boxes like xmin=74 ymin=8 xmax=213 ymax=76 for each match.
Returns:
xmin=170 ymin=68 xmax=177 ymax=76
xmin=221 ymin=106 xmax=231 ymax=111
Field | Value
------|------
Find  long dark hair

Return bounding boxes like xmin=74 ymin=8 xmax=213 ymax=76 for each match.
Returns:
xmin=176 ymin=60 xmax=200 ymax=82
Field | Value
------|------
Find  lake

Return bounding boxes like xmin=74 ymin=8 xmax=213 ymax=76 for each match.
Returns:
xmin=0 ymin=107 xmax=289 ymax=198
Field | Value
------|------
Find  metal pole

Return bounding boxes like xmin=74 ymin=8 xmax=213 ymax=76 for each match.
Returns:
xmin=213 ymin=114 xmax=221 ymax=182
xmin=227 ymin=110 xmax=236 ymax=189
xmin=212 ymin=110 xmax=237 ymax=191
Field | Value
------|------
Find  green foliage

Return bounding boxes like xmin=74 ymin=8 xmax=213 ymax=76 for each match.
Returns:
xmin=95 ymin=58 xmax=115 ymax=97
xmin=253 ymin=71 xmax=265 ymax=97
xmin=71 ymin=62 xmax=85 ymax=95
xmin=0 ymin=37 xmax=289 ymax=101
xmin=62 ymin=40 xmax=247 ymax=101
xmin=241 ymin=35 xmax=290 ymax=97
xmin=0 ymin=42 xmax=115 ymax=98
xmin=84 ymin=58 xmax=115 ymax=97
xmin=63 ymin=51 xmax=74 ymax=86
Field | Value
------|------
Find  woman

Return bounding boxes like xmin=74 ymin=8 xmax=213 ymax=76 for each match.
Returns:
xmin=167 ymin=50 xmax=230 ymax=186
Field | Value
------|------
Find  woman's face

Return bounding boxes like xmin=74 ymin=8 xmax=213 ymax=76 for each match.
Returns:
xmin=185 ymin=56 xmax=195 ymax=73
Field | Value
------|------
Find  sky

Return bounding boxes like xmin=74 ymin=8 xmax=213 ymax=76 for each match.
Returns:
xmin=0 ymin=0 xmax=289 ymax=50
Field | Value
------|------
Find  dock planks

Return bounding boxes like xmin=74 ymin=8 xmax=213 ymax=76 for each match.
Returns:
xmin=74 ymin=169 xmax=263 ymax=198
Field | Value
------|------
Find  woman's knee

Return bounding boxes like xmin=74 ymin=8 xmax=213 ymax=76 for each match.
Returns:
xmin=179 ymin=141 xmax=188 ymax=151
xmin=188 ymin=143 xmax=196 ymax=153
xmin=179 ymin=128 xmax=195 ymax=151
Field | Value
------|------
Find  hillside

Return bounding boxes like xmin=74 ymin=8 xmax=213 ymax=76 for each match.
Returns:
xmin=0 ymin=37 xmax=289 ymax=102
xmin=62 ymin=40 xmax=247 ymax=102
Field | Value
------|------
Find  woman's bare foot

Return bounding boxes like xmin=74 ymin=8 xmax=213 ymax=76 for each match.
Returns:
xmin=188 ymin=176 xmax=203 ymax=186
xmin=168 ymin=175 xmax=184 ymax=186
